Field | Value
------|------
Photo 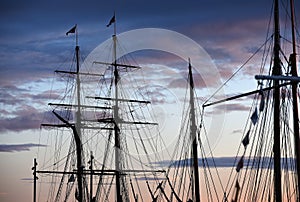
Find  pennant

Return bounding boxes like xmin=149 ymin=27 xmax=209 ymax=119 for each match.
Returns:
xmin=68 ymin=174 xmax=75 ymax=182
xmin=250 ymin=108 xmax=258 ymax=125
xmin=242 ymin=130 xmax=250 ymax=147
xmin=236 ymin=156 xmax=244 ymax=172
xmin=106 ymin=15 xmax=115 ymax=27
xmin=259 ymin=91 xmax=265 ymax=112
xmin=232 ymin=180 xmax=240 ymax=202
xmin=235 ymin=180 xmax=240 ymax=190
xmin=75 ymin=189 xmax=79 ymax=201
xmin=66 ymin=25 xmax=77 ymax=36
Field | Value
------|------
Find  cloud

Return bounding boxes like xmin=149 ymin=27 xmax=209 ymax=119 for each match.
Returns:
xmin=218 ymin=103 xmax=250 ymax=112
xmin=1 ymin=0 xmax=299 ymax=134
xmin=0 ymin=143 xmax=46 ymax=152
xmin=232 ymin=129 xmax=242 ymax=134
xmin=153 ymin=156 xmax=297 ymax=170
xmin=0 ymin=82 xmax=66 ymax=132
xmin=0 ymin=104 xmax=58 ymax=132
xmin=152 ymin=157 xmax=238 ymax=168
xmin=20 ymin=178 xmax=34 ymax=181
xmin=205 ymin=103 xmax=250 ymax=115
xmin=167 ymin=71 xmax=210 ymax=89
xmin=0 ymin=113 xmax=42 ymax=132
xmin=136 ymin=85 xmax=178 ymax=105
xmin=0 ymin=0 xmax=276 ymax=89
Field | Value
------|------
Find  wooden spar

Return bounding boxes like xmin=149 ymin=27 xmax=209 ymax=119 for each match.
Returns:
xmin=55 ymin=70 xmax=103 ymax=77
xmin=75 ymin=33 xmax=84 ymax=202
xmin=93 ymin=61 xmax=142 ymax=69
xmin=111 ymin=14 xmax=122 ymax=202
xmin=48 ymin=103 xmax=112 ymax=110
xmin=36 ymin=170 xmax=124 ymax=175
xmin=35 ymin=169 xmax=165 ymax=175
xmin=86 ymin=96 xmax=151 ymax=104
xmin=41 ymin=124 xmax=113 ymax=130
xmin=188 ymin=59 xmax=200 ymax=202
xmin=52 ymin=110 xmax=84 ymax=202
xmin=289 ymin=0 xmax=300 ymax=199
xmin=89 ymin=152 xmax=94 ymax=202
xmin=32 ymin=158 xmax=37 ymax=202
xmin=202 ymin=82 xmax=292 ymax=108
xmin=273 ymin=0 xmax=282 ymax=201
xmin=255 ymin=75 xmax=300 ymax=82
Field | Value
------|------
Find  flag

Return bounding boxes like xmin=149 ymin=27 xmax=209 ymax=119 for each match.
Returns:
xmin=75 ymin=189 xmax=79 ymax=201
xmin=250 ymin=108 xmax=258 ymax=125
xmin=232 ymin=180 xmax=240 ymax=202
xmin=242 ymin=130 xmax=250 ymax=147
xmin=235 ymin=180 xmax=240 ymax=190
xmin=66 ymin=25 xmax=77 ymax=36
xmin=106 ymin=15 xmax=115 ymax=27
xmin=68 ymin=174 xmax=75 ymax=182
xmin=259 ymin=90 xmax=265 ymax=112
xmin=236 ymin=156 xmax=244 ymax=172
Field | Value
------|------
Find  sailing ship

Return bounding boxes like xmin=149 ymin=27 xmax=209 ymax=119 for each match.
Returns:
xmin=33 ymin=17 xmax=171 ymax=202
xmin=201 ymin=0 xmax=300 ymax=201
xmin=32 ymin=0 xmax=299 ymax=201
xmin=160 ymin=0 xmax=299 ymax=201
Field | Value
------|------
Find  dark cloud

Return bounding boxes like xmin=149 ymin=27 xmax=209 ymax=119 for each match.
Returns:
xmin=1 ymin=0 xmax=299 ymax=133
xmin=0 ymin=105 xmax=59 ymax=132
xmin=152 ymin=157 xmax=238 ymax=168
xmin=0 ymin=143 xmax=46 ymax=152
xmin=0 ymin=107 xmax=43 ymax=132
xmin=1 ymin=0 xmax=297 ymax=88
xmin=153 ymin=156 xmax=297 ymax=170
xmin=0 ymin=84 xmax=60 ymax=109
xmin=0 ymin=85 xmax=29 ymax=105
xmin=20 ymin=178 xmax=34 ymax=181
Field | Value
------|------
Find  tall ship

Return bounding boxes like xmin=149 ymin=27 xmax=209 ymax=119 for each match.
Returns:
xmin=201 ymin=0 xmax=300 ymax=201
xmin=32 ymin=0 xmax=299 ymax=201
xmin=34 ymin=17 xmax=171 ymax=202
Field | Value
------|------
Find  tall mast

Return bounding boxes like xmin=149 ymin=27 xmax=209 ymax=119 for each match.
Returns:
xmin=112 ymin=13 xmax=122 ymax=202
xmin=73 ymin=25 xmax=83 ymax=202
xmin=272 ymin=0 xmax=282 ymax=201
xmin=188 ymin=59 xmax=200 ymax=202
xmin=289 ymin=0 xmax=300 ymax=199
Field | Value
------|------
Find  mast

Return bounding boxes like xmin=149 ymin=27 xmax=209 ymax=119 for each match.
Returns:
xmin=289 ymin=0 xmax=300 ymax=199
xmin=272 ymin=0 xmax=282 ymax=201
xmin=89 ymin=152 xmax=94 ymax=202
xmin=88 ymin=13 xmax=159 ymax=201
xmin=188 ymin=59 xmax=200 ymax=202
xmin=33 ymin=158 xmax=37 ymax=202
xmin=111 ymin=13 xmax=122 ymax=202
xmin=73 ymin=26 xmax=84 ymax=202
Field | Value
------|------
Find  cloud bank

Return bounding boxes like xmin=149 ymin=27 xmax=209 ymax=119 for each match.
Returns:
xmin=0 ymin=143 xmax=47 ymax=152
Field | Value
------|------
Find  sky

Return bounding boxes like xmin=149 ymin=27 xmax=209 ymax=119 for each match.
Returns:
xmin=0 ymin=0 xmax=300 ymax=201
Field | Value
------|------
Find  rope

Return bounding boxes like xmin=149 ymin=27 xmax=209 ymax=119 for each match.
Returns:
xmin=203 ymin=36 xmax=273 ymax=106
